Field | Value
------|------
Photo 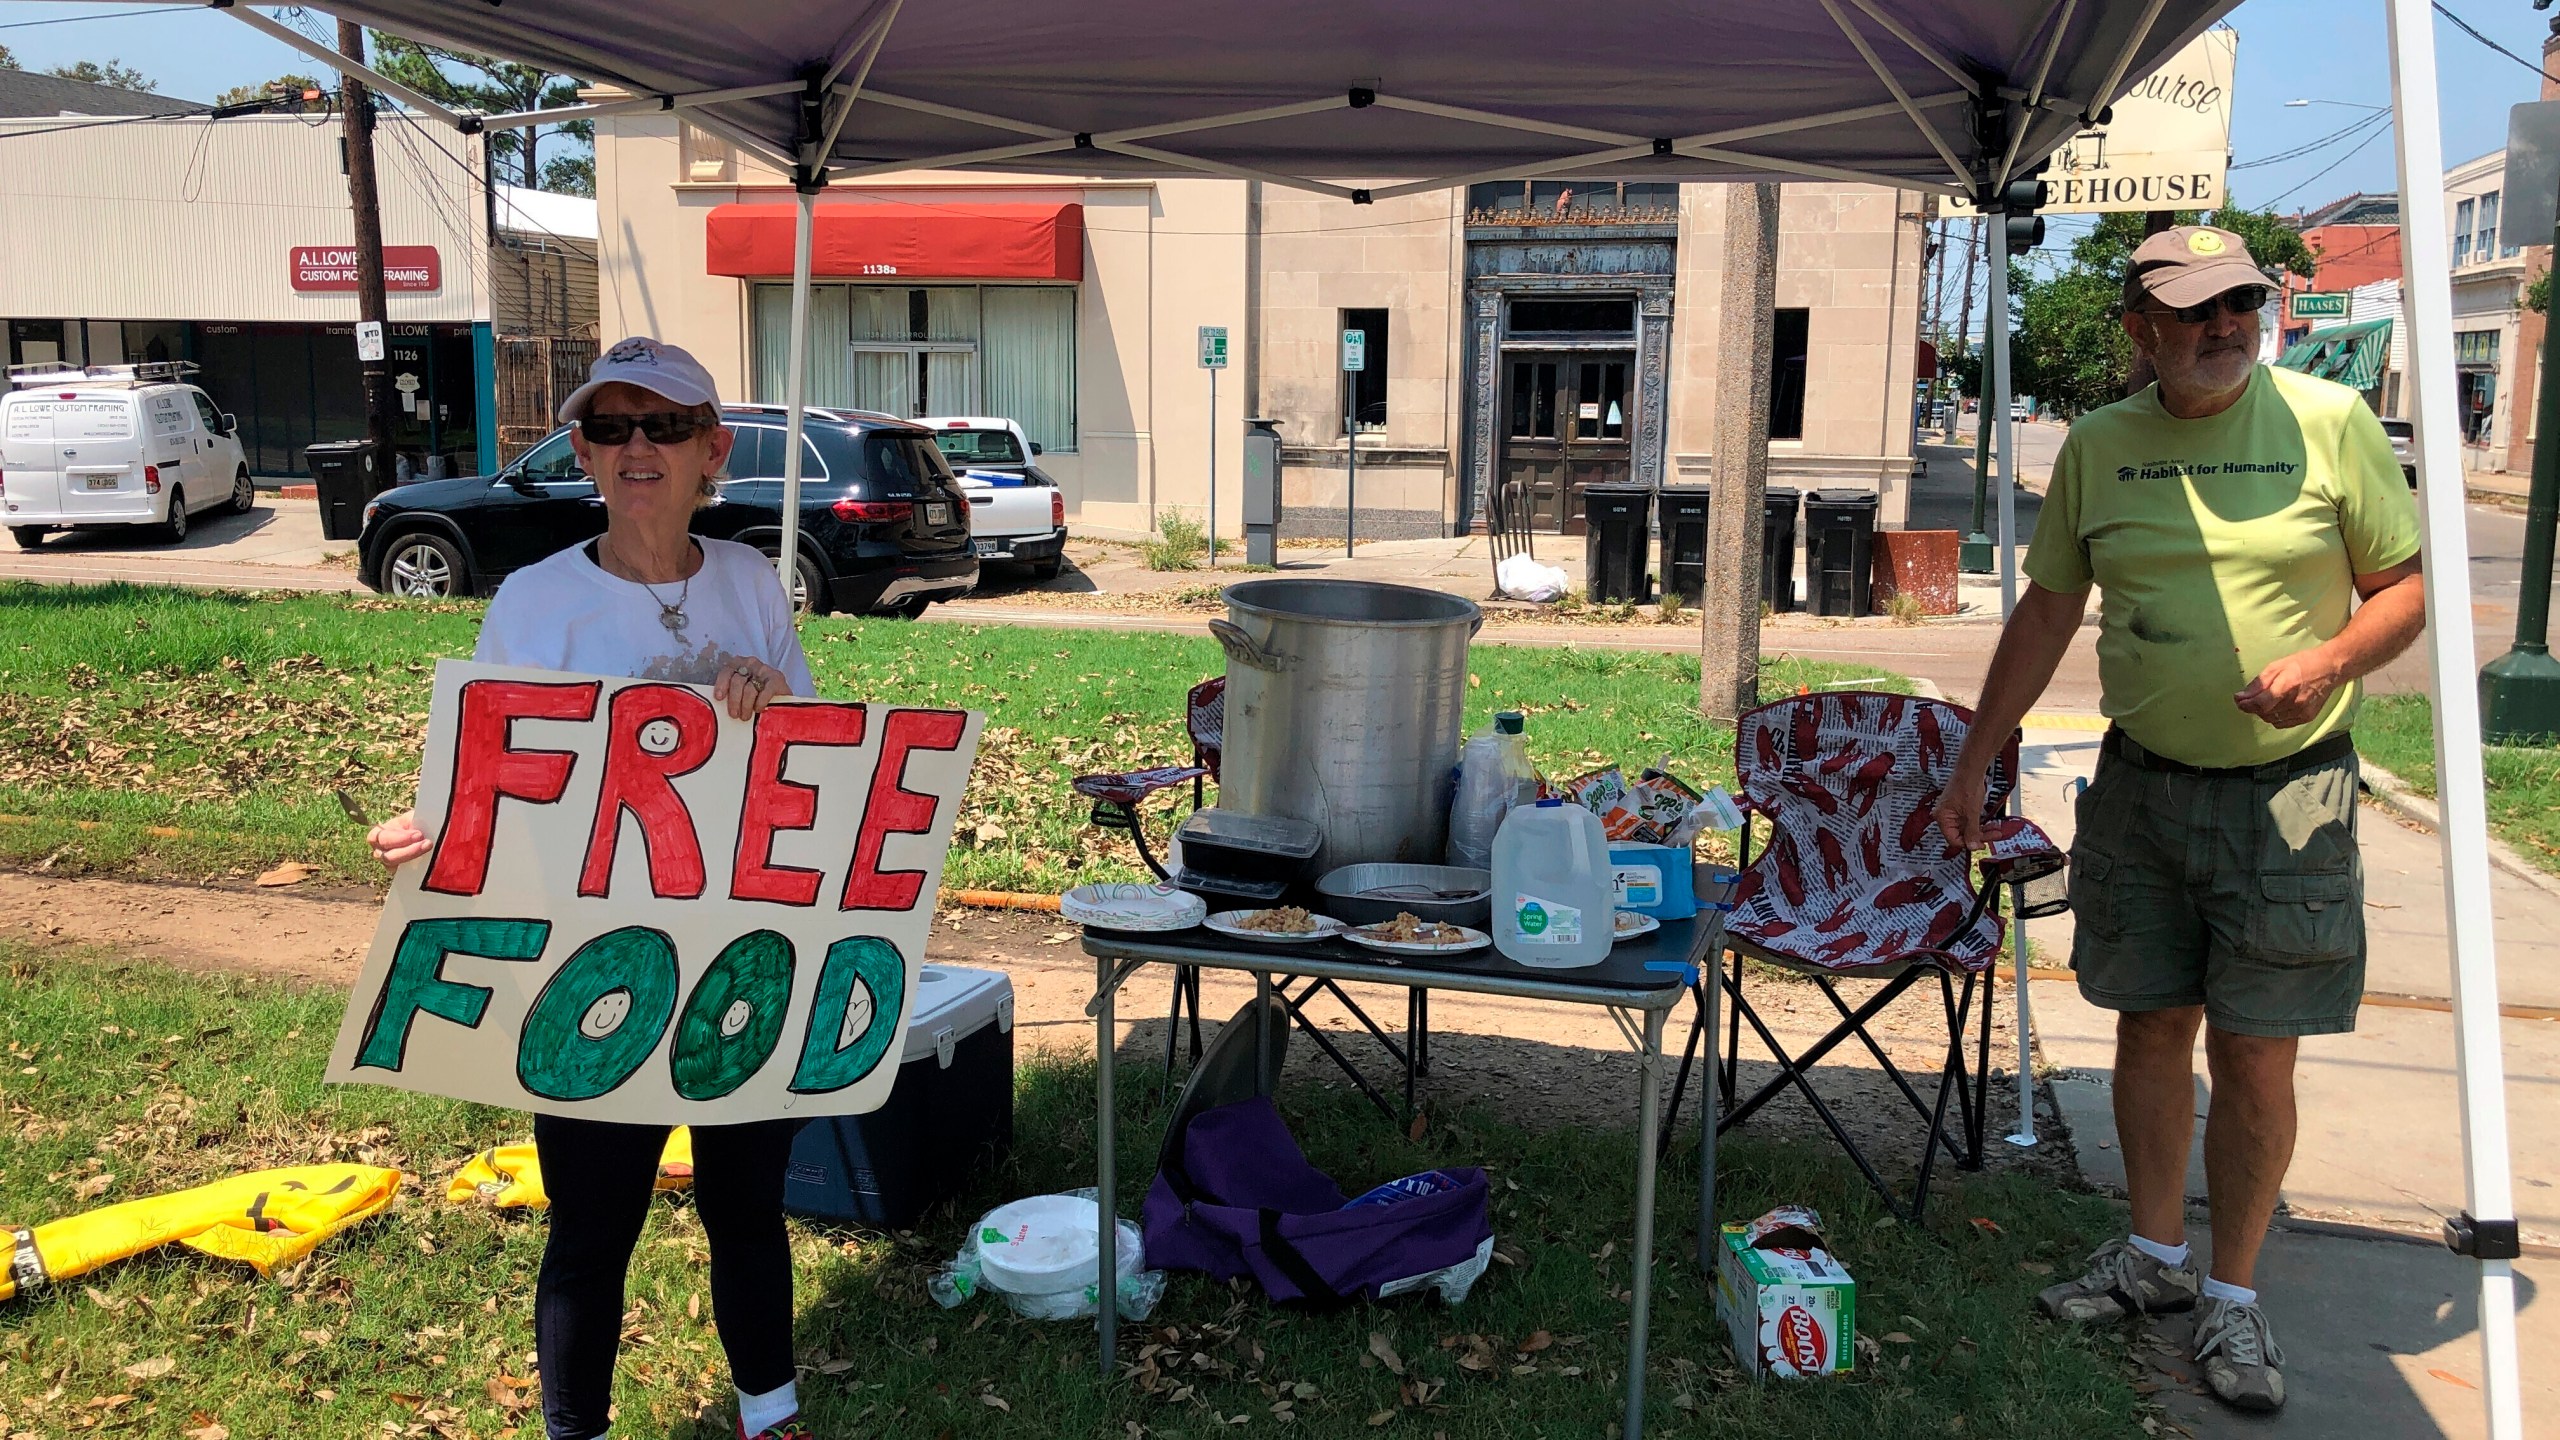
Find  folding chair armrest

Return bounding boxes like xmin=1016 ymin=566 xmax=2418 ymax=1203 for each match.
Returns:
xmin=1071 ymin=765 xmax=1210 ymax=808
xmin=1977 ymin=816 xmax=2068 ymax=918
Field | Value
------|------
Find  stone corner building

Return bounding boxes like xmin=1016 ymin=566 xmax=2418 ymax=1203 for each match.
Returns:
xmin=596 ymin=108 xmax=1928 ymax=540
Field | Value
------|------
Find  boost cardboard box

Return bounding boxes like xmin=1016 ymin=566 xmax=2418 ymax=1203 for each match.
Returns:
xmin=1714 ymin=1205 xmax=1857 ymax=1379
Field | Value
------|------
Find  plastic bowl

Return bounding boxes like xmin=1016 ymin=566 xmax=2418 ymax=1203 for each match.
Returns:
xmin=1314 ymin=863 xmax=1494 ymax=930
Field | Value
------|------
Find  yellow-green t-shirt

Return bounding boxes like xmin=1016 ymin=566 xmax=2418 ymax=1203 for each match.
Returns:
xmin=2024 ymin=364 xmax=2421 ymax=768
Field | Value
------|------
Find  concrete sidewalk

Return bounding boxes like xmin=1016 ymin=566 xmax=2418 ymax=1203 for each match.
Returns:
xmin=0 ymin=495 xmax=358 ymax=593
xmin=2011 ymin=722 xmax=2560 ymax=1438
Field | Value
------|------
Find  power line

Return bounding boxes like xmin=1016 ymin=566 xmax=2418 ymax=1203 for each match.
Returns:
xmin=2265 ymin=120 xmax=2397 ymax=209
xmin=0 ymin=6 xmax=193 ymax=31
xmin=2432 ymin=1 xmax=2560 ymax=87
xmin=2232 ymin=110 xmax=2392 ymax=172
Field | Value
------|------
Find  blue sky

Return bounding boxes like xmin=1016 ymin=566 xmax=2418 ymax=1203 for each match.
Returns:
xmin=0 ymin=0 xmax=2549 ymax=212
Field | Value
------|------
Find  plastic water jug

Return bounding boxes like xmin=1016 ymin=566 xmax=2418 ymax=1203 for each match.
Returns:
xmin=1446 ymin=711 xmax=1534 ymax=869
xmin=1492 ymin=799 xmax=1616 ymax=968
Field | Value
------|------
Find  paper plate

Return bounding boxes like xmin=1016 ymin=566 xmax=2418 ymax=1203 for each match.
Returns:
xmin=1343 ymin=922 xmax=1492 ymax=956
xmin=1614 ymin=910 xmax=1662 ymax=939
xmin=1205 ymin=909 xmax=1347 ymax=942
xmin=1061 ymin=883 xmax=1206 ymax=933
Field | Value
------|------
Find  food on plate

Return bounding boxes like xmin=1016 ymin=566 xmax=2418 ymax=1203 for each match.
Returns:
xmin=1237 ymin=906 xmax=1320 ymax=934
xmin=1359 ymin=912 xmax=1465 ymax=946
xmin=1615 ymin=910 xmax=1650 ymax=935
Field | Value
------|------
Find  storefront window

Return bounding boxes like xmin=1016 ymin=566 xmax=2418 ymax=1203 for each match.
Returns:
xmin=755 ymin=282 xmax=1075 ymax=452
xmin=1341 ymin=308 xmax=1388 ymax=433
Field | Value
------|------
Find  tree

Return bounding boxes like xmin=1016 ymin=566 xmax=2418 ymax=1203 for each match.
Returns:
xmin=368 ymin=34 xmax=593 ymax=194
xmin=2008 ymin=200 xmax=2319 ymax=418
xmin=0 ymin=44 xmax=19 ymax=71
xmin=216 ymin=73 xmax=328 ymax=113
xmin=2528 ymin=268 xmax=2550 ymax=317
xmin=541 ymin=153 xmax=595 ymax=199
xmin=43 ymin=59 xmax=154 ymax=92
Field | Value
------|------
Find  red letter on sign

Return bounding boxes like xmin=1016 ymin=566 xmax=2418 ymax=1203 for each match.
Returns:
xmin=423 ymin=679 xmax=600 ymax=897
xmin=580 ymin=684 xmax=719 ymax=899
xmin=841 ymin=708 xmax=968 ymax=912
xmin=731 ymin=702 xmax=869 ymax=907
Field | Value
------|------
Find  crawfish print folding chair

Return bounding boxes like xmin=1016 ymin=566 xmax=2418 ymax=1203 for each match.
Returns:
xmin=1665 ymin=691 xmax=2067 ymax=1222
xmin=1074 ymin=676 xmax=1226 ymax=1074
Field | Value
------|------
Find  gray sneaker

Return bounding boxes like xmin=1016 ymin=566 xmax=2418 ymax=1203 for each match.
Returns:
xmin=2194 ymin=1296 xmax=2287 ymax=1412
xmin=2035 ymin=1238 xmax=2201 ymax=1323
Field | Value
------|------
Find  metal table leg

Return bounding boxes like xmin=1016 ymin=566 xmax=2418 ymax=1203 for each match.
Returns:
xmin=1623 ymin=1005 xmax=1667 ymax=1438
xmin=1697 ymin=975 xmax=1720 ymax=1271
xmin=1095 ymin=951 xmax=1119 ymax=1377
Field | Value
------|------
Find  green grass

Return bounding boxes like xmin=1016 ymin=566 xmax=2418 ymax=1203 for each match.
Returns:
xmin=0 ymin=943 xmax=2152 ymax=1438
xmin=0 ymin=584 xmax=1904 ymax=893
xmin=2355 ymin=692 xmax=2560 ymax=873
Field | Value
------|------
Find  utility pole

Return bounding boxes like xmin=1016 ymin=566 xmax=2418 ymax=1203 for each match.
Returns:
xmin=339 ymin=21 xmax=396 ymax=486
xmin=1699 ymin=181 xmax=1780 ymax=720
xmin=1946 ymin=216 xmax=1978 ymax=443
xmin=1958 ymin=216 xmax=1993 ymax=573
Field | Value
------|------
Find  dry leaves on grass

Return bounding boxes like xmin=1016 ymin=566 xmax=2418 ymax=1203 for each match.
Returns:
xmin=119 ymin=1356 xmax=175 ymax=1380
xmin=254 ymin=861 xmax=316 ymax=887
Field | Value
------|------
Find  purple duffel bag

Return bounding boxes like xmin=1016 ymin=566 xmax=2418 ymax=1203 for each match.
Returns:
xmin=1142 ymin=1095 xmax=1492 ymax=1306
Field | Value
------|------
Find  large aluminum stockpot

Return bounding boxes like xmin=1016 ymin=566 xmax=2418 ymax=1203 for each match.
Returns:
xmin=1210 ymin=579 xmax=1481 ymax=872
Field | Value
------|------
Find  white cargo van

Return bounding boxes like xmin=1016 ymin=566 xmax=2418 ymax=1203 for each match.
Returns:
xmin=1 ymin=362 xmax=253 ymax=548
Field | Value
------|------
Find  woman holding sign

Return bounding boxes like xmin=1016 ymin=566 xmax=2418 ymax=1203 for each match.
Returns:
xmin=370 ymin=338 xmax=817 ymax=1440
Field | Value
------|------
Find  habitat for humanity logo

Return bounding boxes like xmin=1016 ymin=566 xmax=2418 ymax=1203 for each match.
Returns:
xmin=2116 ymin=459 xmax=2300 ymax=482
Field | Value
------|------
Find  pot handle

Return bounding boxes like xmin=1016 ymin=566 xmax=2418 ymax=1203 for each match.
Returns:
xmin=1208 ymin=618 xmax=1282 ymax=672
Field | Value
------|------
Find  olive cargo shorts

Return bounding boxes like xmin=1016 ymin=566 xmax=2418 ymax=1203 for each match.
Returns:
xmin=2066 ymin=747 xmax=2366 ymax=1037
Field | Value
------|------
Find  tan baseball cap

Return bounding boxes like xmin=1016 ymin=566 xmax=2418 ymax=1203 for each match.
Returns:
xmin=2121 ymin=225 xmax=2267 ymax=310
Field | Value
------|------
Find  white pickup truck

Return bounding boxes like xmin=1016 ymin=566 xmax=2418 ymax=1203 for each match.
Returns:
xmin=923 ymin=415 xmax=1068 ymax=580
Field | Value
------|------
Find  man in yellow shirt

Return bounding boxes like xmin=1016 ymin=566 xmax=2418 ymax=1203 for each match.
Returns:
xmin=1935 ymin=226 xmax=2426 ymax=1414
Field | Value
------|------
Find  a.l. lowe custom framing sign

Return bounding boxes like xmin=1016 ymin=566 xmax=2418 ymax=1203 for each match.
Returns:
xmin=327 ymin=661 xmax=985 ymax=1125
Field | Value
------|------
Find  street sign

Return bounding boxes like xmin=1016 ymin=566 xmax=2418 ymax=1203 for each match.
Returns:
xmin=1946 ymin=29 xmax=2234 ymax=216
xmin=2503 ymin=102 xmax=2560 ymax=242
xmin=354 ymin=320 xmax=386 ymax=362
xmin=1198 ymin=325 xmax=1228 ymax=369
xmin=2289 ymin=291 xmax=2350 ymax=321
xmin=1341 ymin=329 xmax=1366 ymax=371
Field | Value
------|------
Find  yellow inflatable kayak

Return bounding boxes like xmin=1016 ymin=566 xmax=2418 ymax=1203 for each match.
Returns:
xmin=2 ymin=1163 xmax=402 ymax=1302
xmin=445 ymin=1128 xmax=694 ymax=1209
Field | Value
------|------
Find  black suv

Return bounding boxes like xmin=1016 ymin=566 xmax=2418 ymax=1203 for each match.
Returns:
xmin=356 ymin=405 xmax=977 ymax=616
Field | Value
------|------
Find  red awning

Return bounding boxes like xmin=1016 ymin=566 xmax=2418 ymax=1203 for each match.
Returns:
xmin=1916 ymin=338 xmax=1939 ymax=378
xmin=704 ymin=202 xmax=1083 ymax=281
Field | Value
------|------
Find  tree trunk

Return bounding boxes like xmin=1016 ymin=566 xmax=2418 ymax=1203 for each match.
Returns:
xmin=339 ymin=22 xmax=396 ymax=482
xmin=1699 ymin=182 xmax=1781 ymax=721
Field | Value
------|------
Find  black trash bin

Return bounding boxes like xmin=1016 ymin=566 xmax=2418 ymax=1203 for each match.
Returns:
xmin=1762 ymin=486 xmax=1802 ymax=613
xmin=309 ymin=440 xmax=388 ymax=542
xmin=1656 ymin=486 xmax=1712 ymax=606
xmin=1804 ymin=488 xmax=1879 ymax=617
xmin=1582 ymin=483 xmax=1653 ymax=604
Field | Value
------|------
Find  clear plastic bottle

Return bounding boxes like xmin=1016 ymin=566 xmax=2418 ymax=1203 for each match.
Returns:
xmin=1491 ymin=798 xmax=1616 ymax=968
xmin=1445 ymin=711 xmax=1532 ymax=869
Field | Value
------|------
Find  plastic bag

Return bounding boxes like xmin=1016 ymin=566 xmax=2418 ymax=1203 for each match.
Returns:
xmin=928 ymin=1188 xmax=1166 ymax=1322
xmin=1496 ymin=553 xmax=1569 ymax=603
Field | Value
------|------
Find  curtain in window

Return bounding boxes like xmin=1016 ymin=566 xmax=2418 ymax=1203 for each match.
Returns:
xmin=852 ymin=350 xmax=916 ymax=417
xmin=925 ymin=351 xmax=978 ymax=414
xmin=750 ymin=283 xmax=852 ymax=408
xmin=926 ymin=288 xmax=980 ymax=342
xmin=981 ymin=286 xmax=1077 ymax=452
xmin=846 ymin=286 xmax=909 ymax=342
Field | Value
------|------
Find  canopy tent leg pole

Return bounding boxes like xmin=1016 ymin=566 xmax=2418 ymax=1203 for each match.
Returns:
xmin=1987 ymin=213 xmax=2035 ymax=1146
xmin=2382 ymin=1 xmax=2524 ymax=1434
xmin=775 ymin=186 xmax=817 ymax=604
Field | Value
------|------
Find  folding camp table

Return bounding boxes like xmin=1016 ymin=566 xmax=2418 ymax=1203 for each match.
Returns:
xmin=1083 ymin=907 xmax=1728 ymax=1439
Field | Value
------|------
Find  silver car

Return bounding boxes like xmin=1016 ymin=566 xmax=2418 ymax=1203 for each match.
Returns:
xmin=2379 ymin=417 xmax=2416 ymax=487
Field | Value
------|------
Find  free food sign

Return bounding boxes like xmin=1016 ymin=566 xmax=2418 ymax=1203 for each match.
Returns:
xmin=326 ymin=661 xmax=985 ymax=1124
xmin=292 ymin=245 xmax=443 ymax=292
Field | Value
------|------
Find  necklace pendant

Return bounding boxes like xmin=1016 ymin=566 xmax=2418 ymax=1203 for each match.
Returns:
xmin=660 ymin=607 xmax=689 ymax=633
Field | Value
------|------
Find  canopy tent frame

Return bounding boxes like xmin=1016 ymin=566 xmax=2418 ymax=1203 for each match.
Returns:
xmin=201 ymin=0 xmax=2521 ymax=1431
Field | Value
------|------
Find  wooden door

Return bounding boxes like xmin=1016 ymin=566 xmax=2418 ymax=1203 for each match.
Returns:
xmin=1500 ymin=352 xmax=1634 ymax=533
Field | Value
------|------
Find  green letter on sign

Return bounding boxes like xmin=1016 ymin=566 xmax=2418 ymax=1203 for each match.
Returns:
xmin=669 ymin=930 xmax=796 ymax=1101
xmin=354 ymin=917 xmax=551 ymax=1072
xmin=517 ymin=926 xmax=680 ymax=1101
xmin=789 ymin=936 xmax=905 ymax=1095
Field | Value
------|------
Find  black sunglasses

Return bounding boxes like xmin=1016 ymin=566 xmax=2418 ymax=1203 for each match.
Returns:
xmin=578 ymin=411 xmax=714 ymax=446
xmin=2141 ymin=285 xmax=2270 ymax=326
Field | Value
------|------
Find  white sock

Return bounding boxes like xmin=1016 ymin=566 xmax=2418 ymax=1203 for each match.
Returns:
xmin=737 ymin=1379 xmax=798 ymax=1436
xmin=2202 ymin=1276 xmax=2258 ymax=1306
xmin=2127 ymin=1232 xmax=2191 ymax=1268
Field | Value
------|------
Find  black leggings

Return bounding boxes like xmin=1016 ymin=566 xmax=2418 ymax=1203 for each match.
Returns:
xmin=532 ymin=1115 xmax=802 ymax=1440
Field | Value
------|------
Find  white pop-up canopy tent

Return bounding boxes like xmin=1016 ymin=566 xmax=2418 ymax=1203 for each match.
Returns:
xmin=200 ymin=0 xmax=2523 ymax=1430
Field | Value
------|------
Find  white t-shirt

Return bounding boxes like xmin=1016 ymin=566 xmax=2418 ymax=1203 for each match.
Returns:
xmin=474 ymin=536 xmax=816 ymax=695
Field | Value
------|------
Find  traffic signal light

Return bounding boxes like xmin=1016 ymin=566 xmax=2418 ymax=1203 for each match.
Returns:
xmin=2000 ymin=178 xmax=2045 ymax=251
